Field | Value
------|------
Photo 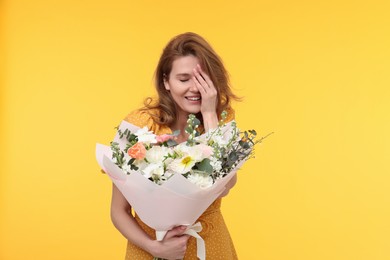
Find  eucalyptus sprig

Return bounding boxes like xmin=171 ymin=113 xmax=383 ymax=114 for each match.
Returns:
xmin=115 ymin=126 xmax=138 ymax=146
xmin=110 ymin=127 xmax=140 ymax=173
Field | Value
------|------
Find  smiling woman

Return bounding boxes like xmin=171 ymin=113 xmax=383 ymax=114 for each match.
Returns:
xmin=164 ymin=56 xmax=203 ymax=116
xmin=110 ymin=32 xmax=241 ymax=260
xmin=143 ymin=32 xmax=241 ymax=139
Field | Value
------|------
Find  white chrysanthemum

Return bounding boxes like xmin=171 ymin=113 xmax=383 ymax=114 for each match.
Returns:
xmin=187 ymin=172 xmax=213 ymax=189
xmin=210 ymin=158 xmax=222 ymax=172
xmin=145 ymin=146 xmax=171 ymax=163
xmin=142 ymin=163 xmax=164 ymax=179
xmin=134 ymin=126 xmax=157 ymax=145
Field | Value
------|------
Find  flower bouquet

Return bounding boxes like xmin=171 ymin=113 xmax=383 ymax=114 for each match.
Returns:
xmin=95 ymin=112 xmax=272 ymax=259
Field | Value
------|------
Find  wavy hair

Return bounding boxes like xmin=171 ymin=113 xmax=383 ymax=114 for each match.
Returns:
xmin=141 ymin=32 xmax=241 ymax=126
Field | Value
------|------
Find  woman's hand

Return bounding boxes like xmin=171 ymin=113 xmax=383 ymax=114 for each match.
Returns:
xmin=150 ymin=226 xmax=190 ymax=260
xmin=193 ymin=64 xmax=218 ymax=131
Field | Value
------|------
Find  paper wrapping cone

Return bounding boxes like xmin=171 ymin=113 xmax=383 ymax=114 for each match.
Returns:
xmin=96 ymin=144 xmax=243 ymax=231
xmin=96 ymin=120 xmax=246 ymax=259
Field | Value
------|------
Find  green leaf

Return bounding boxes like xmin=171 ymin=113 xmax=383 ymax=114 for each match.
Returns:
xmin=126 ymin=133 xmax=137 ymax=143
xmin=127 ymin=158 xmax=136 ymax=165
xmin=196 ymin=159 xmax=213 ymax=174
xmin=193 ymin=117 xmax=201 ymax=126
xmin=185 ymin=126 xmax=192 ymax=134
xmin=239 ymin=140 xmax=250 ymax=149
xmin=167 ymin=139 xmax=178 ymax=147
xmin=228 ymin=152 xmax=238 ymax=162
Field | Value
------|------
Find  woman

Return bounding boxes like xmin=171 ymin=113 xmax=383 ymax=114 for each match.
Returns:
xmin=110 ymin=32 xmax=241 ymax=259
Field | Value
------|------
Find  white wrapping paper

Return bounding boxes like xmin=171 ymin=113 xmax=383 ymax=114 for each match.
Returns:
xmin=96 ymin=121 xmax=245 ymax=259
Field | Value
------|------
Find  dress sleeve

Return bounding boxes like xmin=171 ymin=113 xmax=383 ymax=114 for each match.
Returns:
xmin=123 ymin=108 xmax=173 ymax=135
xmin=124 ymin=109 xmax=155 ymax=129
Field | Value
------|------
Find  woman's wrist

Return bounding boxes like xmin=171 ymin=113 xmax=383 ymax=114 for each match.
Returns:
xmin=146 ymin=239 xmax=161 ymax=257
xmin=202 ymin=111 xmax=218 ymax=132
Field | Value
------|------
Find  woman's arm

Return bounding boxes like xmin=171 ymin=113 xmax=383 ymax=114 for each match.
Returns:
xmin=110 ymin=184 xmax=155 ymax=251
xmin=110 ymin=184 xmax=190 ymax=259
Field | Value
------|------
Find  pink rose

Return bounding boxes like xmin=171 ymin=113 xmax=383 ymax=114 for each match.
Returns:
xmin=156 ymin=134 xmax=174 ymax=143
xmin=198 ymin=143 xmax=213 ymax=158
xmin=127 ymin=142 xmax=147 ymax=160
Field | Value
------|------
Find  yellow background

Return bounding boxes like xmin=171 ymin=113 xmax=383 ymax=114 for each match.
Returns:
xmin=1 ymin=0 xmax=390 ymax=259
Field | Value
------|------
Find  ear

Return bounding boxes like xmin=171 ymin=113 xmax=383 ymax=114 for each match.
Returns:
xmin=163 ymin=75 xmax=170 ymax=90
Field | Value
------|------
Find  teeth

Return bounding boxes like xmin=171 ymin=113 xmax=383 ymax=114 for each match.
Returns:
xmin=187 ymin=97 xmax=201 ymax=101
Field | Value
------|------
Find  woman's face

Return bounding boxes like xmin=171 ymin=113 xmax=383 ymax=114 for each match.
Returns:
xmin=164 ymin=55 xmax=202 ymax=117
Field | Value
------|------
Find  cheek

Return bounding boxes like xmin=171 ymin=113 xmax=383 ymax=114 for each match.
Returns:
xmin=170 ymin=82 xmax=188 ymax=96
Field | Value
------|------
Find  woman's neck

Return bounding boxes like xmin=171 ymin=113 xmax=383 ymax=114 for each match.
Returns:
xmin=170 ymin=112 xmax=190 ymax=141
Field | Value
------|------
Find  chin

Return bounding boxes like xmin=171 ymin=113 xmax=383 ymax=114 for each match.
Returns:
xmin=179 ymin=104 xmax=199 ymax=113
xmin=186 ymin=107 xmax=201 ymax=114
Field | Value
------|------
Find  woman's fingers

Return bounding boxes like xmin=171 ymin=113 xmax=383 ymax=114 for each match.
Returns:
xmin=193 ymin=69 xmax=208 ymax=93
xmin=193 ymin=65 xmax=217 ymax=95
xmin=193 ymin=67 xmax=209 ymax=91
xmin=192 ymin=64 xmax=218 ymax=115
xmin=193 ymin=75 xmax=206 ymax=95
xmin=165 ymin=225 xmax=187 ymax=239
xmin=196 ymin=64 xmax=214 ymax=89
xmin=156 ymin=228 xmax=190 ymax=259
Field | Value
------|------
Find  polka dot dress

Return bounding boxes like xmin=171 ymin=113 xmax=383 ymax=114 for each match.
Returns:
xmin=123 ymin=108 xmax=238 ymax=260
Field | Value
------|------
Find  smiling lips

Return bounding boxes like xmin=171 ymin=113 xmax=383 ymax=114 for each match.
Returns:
xmin=185 ymin=96 xmax=201 ymax=101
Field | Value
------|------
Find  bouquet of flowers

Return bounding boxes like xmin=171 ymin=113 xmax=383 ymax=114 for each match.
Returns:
xmin=95 ymin=111 xmax=271 ymax=260
xmin=110 ymin=112 xmax=263 ymax=188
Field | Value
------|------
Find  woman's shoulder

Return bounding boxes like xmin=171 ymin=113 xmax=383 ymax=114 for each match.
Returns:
xmin=123 ymin=108 xmax=159 ymax=127
xmin=123 ymin=108 xmax=171 ymax=135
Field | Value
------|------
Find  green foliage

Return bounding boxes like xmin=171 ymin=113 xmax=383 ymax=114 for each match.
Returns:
xmin=195 ymin=159 xmax=213 ymax=174
xmin=185 ymin=114 xmax=201 ymax=146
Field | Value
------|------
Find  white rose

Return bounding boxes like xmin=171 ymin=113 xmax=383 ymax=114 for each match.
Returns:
xmin=135 ymin=126 xmax=157 ymax=145
xmin=142 ymin=163 xmax=164 ymax=178
xmin=145 ymin=146 xmax=171 ymax=163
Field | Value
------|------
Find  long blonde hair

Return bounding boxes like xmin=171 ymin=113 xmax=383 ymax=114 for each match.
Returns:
xmin=142 ymin=32 xmax=241 ymax=126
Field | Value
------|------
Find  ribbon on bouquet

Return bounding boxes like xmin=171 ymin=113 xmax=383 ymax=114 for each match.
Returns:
xmin=156 ymin=222 xmax=205 ymax=260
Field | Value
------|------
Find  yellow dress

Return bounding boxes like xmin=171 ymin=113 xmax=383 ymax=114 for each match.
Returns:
xmin=123 ymin=108 xmax=238 ymax=260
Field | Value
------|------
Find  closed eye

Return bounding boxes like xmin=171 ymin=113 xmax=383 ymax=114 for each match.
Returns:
xmin=180 ymin=79 xmax=190 ymax=82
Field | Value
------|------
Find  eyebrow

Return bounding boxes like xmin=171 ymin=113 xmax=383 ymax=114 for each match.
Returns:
xmin=175 ymin=73 xmax=192 ymax=77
